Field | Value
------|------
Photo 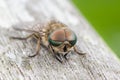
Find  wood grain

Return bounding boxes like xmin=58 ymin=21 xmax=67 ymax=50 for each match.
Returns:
xmin=0 ymin=0 xmax=120 ymax=80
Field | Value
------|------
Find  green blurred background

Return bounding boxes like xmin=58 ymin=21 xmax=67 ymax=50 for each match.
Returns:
xmin=72 ymin=0 xmax=120 ymax=57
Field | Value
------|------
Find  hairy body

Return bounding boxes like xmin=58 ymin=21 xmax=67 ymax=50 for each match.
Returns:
xmin=11 ymin=21 xmax=85 ymax=63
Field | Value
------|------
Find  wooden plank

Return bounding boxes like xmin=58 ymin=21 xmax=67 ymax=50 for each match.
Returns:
xmin=0 ymin=0 xmax=120 ymax=80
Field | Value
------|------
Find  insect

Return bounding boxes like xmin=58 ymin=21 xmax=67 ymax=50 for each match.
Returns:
xmin=11 ymin=21 xmax=85 ymax=63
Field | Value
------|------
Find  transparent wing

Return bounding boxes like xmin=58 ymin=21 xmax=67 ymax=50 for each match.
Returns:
xmin=12 ymin=21 xmax=44 ymax=33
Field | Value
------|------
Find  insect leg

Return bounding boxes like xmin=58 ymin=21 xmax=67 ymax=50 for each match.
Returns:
xmin=29 ymin=38 xmax=41 ymax=57
xmin=48 ymin=45 xmax=63 ymax=63
xmin=55 ymin=53 xmax=64 ymax=63
xmin=63 ymin=53 xmax=68 ymax=60
xmin=73 ymin=45 xmax=86 ymax=55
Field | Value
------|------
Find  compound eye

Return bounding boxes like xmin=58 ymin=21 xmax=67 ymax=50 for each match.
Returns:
xmin=64 ymin=29 xmax=77 ymax=46
xmin=48 ymin=38 xmax=62 ymax=46
xmin=69 ymin=39 xmax=77 ymax=46
xmin=69 ymin=33 xmax=77 ymax=46
xmin=48 ymin=29 xmax=65 ymax=46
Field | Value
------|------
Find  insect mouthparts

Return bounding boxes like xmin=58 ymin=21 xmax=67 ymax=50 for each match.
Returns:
xmin=63 ymin=45 xmax=67 ymax=52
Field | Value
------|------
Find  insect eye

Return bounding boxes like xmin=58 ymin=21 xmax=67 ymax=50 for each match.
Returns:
xmin=48 ymin=38 xmax=62 ymax=46
xmin=69 ymin=33 xmax=77 ymax=46
xmin=69 ymin=39 xmax=77 ymax=46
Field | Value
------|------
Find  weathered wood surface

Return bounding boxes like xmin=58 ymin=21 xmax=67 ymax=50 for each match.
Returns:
xmin=0 ymin=0 xmax=120 ymax=80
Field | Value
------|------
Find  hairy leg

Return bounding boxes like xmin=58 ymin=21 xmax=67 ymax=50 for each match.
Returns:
xmin=29 ymin=38 xmax=41 ymax=57
xmin=63 ymin=53 xmax=68 ymax=60
xmin=48 ymin=45 xmax=64 ymax=63
xmin=10 ymin=33 xmax=41 ymax=57
xmin=73 ymin=45 xmax=86 ymax=55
